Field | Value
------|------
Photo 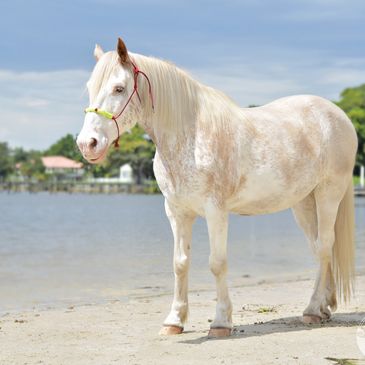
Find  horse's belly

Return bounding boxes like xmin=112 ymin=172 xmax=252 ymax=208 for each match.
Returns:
xmin=227 ymin=172 xmax=318 ymax=215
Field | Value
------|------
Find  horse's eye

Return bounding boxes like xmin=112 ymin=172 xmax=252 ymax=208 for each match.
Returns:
xmin=114 ymin=86 xmax=125 ymax=93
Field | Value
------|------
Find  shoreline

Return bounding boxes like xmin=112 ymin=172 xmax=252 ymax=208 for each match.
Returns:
xmin=1 ymin=275 xmax=365 ymax=364
xmin=0 ymin=268 xmax=320 ymax=316
xmin=1 ymin=184 xmax=365 ymax=196
xmin=2 ymin=268 xmax=365 ymax=317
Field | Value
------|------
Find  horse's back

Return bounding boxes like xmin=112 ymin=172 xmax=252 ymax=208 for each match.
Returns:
xmin=242 ymin=94 xmax=357 ymax=170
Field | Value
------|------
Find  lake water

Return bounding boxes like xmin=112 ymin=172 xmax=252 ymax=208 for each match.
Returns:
xmin=0 ymin=192 xmax=364 ymax=313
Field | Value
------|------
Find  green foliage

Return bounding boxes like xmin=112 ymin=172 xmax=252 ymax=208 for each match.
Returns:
xmin=336 ymin=84 xmax=365 ymax=166
xmin=18 ymin=151 xmax=46 ymax=181
xmin=0 ymin=142 xmax=13 ymax=179
xmin=0 ymin=143 xmax=47 ymax=182
xmin=44 ymin=134 xmax=83 ymax=162
xmin=12 ymin=147 xmax=28 ymax=164
xmin=257 ymin=306 xmax=276 ymax=313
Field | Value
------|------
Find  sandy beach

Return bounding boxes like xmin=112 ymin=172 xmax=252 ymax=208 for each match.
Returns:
xmin=1 ymin=275 xmax=365 ymax=365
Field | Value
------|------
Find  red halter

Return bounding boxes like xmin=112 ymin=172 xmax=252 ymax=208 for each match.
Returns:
xmin=111 ymin=61 xmax=154 ymax=147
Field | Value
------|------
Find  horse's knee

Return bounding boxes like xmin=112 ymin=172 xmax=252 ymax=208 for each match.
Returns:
xmin=174 ymin=255 xmax=189 ymax=275
xmin=209 ymin=256 xmax=227 ymax=276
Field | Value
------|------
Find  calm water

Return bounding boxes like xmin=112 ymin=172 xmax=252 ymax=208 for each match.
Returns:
xmin=0 ymin=192 xmax=364 ymax=313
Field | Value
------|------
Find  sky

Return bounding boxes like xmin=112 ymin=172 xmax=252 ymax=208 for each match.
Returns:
xmin=1 ymin=0 xmax=365 ymax=149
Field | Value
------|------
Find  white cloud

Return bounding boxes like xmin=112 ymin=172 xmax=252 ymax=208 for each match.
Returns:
xmin=0 ymin=69 xmax=89 ymax=150
xmin=21 ymin=97 xmax=50 ymax=108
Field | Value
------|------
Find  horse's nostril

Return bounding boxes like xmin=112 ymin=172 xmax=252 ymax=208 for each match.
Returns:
xmin=88 ymin=138 xmax=98 ymax=149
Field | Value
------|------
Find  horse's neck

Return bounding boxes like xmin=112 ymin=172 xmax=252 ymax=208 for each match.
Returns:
xmin=134 ymin=54 xmax=200 ymax=153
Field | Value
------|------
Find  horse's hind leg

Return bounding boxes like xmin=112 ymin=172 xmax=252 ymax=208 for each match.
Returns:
xmin=300 ymin=183 xmax=350 ymax=324
xmin=292 ymin=192 xmax=318 ymax=254
xmin=292 ymin=191 xmax=337 ymax=323
xmin=159 ymin=199 xmax=196 ymax=335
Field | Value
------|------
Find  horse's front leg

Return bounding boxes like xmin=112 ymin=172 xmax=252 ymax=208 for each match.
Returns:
xmin=159 ymin=199 xmax=196 ymax=335
xmin=205 ymin=202 xmax=232 ymax=337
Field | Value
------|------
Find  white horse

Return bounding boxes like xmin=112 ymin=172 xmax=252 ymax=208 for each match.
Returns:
xmin=77 ymin=38 xmax=357 ymax=337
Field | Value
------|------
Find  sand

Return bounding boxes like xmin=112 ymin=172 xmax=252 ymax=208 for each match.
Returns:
xmin=1 ymin=276 xmax=365 ymax=365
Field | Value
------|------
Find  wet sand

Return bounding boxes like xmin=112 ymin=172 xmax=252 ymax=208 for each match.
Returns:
xmin=1 ymin=275 xmax=365 ymax=365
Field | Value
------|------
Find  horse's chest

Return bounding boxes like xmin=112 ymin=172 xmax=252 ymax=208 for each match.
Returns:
xmin=154 ymin=152 xmax=204 ymax=196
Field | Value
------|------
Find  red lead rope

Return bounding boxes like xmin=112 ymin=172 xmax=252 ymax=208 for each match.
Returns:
xmin=112 ymin=62 xmax=154 ymax=148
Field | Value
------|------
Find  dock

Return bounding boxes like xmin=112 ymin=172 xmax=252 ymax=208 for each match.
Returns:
xmin=0 ymin=181 xmax=159 ymax=194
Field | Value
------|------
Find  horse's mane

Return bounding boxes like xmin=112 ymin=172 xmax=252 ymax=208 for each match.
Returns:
xmin=88 ymin=51 xmax=243 ymax=137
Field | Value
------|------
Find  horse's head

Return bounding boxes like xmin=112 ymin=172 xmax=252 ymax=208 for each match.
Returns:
xmin=77 ymin=38 xmax=142 ymax=164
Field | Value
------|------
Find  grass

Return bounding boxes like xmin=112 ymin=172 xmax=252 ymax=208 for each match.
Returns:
xmin=257 ymin=306 xmax=276 ymax=313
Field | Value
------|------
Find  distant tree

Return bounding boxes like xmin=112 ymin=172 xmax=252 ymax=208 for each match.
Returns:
xmin=44 ymin=134 xmax=83 ymax=162
xmin=12 ymin=147 xmax=28 ymax=164
xmin=336 ymin=84 xmax=365 ymax=167
xmin=0 ymin=142 xmax=13 ymax=179
xmin=19 ymin=151 xmax=46 ymax=181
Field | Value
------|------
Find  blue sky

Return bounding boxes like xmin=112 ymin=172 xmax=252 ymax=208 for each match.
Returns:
xmin=1 ymin=0 xmax=365 ymax=149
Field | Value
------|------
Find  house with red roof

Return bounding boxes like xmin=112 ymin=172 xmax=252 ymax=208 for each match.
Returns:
xmin=41 ymin=156 xmax=84 ymax=180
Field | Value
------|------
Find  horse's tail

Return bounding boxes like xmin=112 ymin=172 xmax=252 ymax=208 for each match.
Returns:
xmin=332 ymin=180 xmax=356 ymax=302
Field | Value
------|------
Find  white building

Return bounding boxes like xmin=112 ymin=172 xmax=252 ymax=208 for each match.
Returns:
xmin=119 ymin=163 xmax=134 ymax=184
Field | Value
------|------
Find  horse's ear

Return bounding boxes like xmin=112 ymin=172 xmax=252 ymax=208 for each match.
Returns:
xmin=94 ymin=44 xmax=104 ymax=62
xmin=117 ymin=37 xmax=130 ymax=64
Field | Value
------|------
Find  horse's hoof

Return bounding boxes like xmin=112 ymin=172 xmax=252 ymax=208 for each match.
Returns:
xmin=302 ymin=314 xmax=322 ymax=324
xmin=321 ymin=308 xmax=331 ymax=321
xmin=159 ymin=325 xmax=184 ymax=335
xmin=208 ymin=327 xmax=232 ymax=338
